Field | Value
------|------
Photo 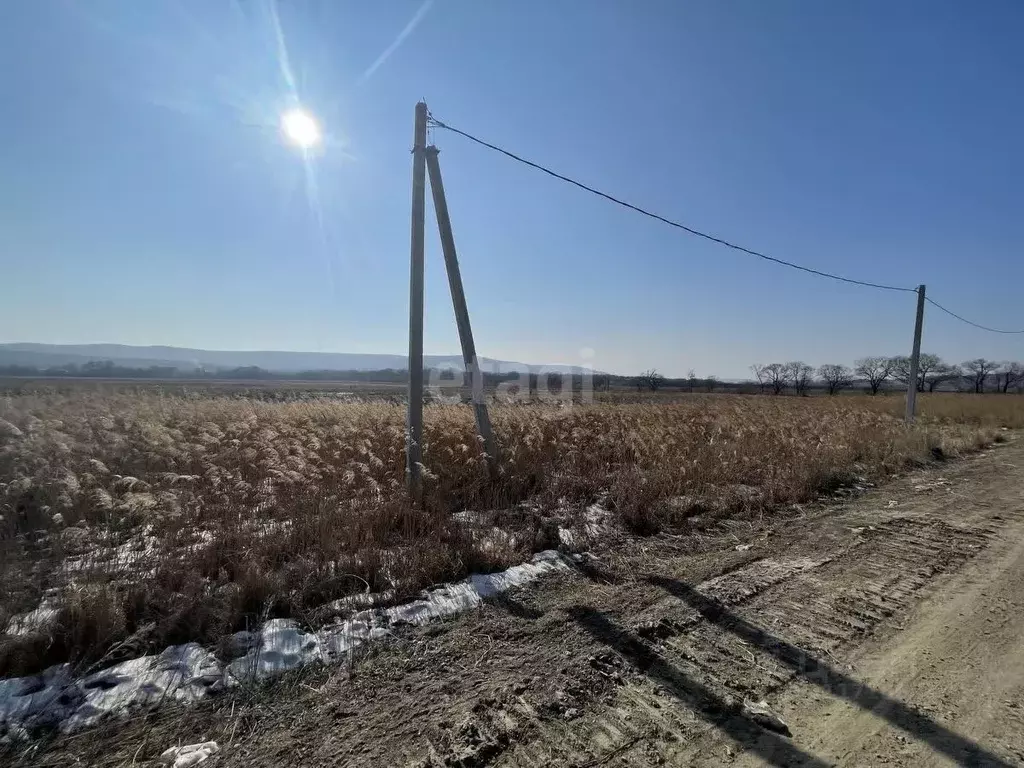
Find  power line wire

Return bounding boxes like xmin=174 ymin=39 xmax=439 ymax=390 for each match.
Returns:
xmin=429 ymin=113 xmax=1024 ymax=336
xmin=427 ymin=113 xmax=916 ymax=294
xmin=925 ymin=297 xmax=1024 ymax=334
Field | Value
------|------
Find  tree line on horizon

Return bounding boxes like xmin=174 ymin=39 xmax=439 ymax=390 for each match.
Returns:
xmin=632 ymin=356 xmax=1024 ymax=396
xmin=3 ymin=356 xmax=1023 ymax=397
xmin=747 ymin=356 xmax=1023 ymax=395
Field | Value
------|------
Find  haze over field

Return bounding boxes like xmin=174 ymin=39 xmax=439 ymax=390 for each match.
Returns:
xmin=0 ymin=342 xmax=594 ymax=375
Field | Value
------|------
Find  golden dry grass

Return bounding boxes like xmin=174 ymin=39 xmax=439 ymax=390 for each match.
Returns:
xmin=868 ymin=391 xmax=1024 ymax=428
xmin=1 ymin=390 xmax=1020 ymax=677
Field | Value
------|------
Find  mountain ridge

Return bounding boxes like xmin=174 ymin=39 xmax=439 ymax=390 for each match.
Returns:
xmin=0 ymin=343 xmax=597 ymax=375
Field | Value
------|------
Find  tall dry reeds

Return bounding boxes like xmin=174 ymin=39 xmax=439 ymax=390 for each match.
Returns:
xmin=0 ymin=391 xmax=1017 ymax=676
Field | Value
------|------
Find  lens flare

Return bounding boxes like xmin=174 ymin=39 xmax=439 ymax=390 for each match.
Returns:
xmin=281 ymin=108 xmax=321 ymax=149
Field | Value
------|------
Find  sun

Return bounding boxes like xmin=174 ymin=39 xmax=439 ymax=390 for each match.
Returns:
xmin=281 ymin=108 xmax=322 ymax=149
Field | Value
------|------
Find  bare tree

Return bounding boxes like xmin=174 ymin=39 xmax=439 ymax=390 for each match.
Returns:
xmin=705 ymin=375 xmax=719 ymax=393
xmin=762 ymin=363 xmax=787 ymax=395
xmin=925 ymin=363 xmax=961 ymax=392
xmin=818 ymin=364 xmax=853 ymax=396
xmin=854 ymin=356 xmax=893 ymax=395
xmin=635 ymin=368 xmax=665 ymax=392
xmin=890 ymin=353 xmax=942 ymax=393
xmin=962 ymin=358 xmax=998 ymax=393
xmin=785 ymin=361 xmax=814 ymax=396
xmin=687 ymin=369 xmax=696 ymax=393
xmin=750 ymin=364 xmax=767 ymax=394
xmin=889 ymin=356 xmax=912 ymax=388
xmin=914 ymin=354 xmax=943 ymax=392
xmin=995 ymin=362 xmax=1024 ymax=394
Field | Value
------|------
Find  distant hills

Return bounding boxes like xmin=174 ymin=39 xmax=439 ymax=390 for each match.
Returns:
xmin=0 ymin=343 xmax=595 ymax=376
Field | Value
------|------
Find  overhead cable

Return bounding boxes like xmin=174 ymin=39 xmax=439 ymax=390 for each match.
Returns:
xmin=427 ymin=113 xmax=916 ymax=294
xmin=430 ymin=113 xmax=1023 ymax=335
xmin=925 ymin=297 xmax=1024 ymax=334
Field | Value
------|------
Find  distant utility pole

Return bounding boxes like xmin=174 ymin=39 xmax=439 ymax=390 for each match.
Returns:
xmin=406 ymin=102 xmax=428 ymax=491
xmin=425 ymin=146 xmax=499 ymax=474
xmin=905 ymin=284 xmax=926 ymax=424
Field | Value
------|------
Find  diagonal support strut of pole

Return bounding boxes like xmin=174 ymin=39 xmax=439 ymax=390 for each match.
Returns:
xmin=425 ymin=145 xmax=499 ymax=474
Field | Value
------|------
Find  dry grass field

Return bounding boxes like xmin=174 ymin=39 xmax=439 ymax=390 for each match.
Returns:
xmin=2 ymin=387 xmax=1021 ymax=679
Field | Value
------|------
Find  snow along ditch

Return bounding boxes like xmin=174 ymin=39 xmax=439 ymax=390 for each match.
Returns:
xmin=0 ymin=550 xmax=573 ymax=742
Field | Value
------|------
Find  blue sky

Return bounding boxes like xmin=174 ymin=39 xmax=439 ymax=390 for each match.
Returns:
xmin=1 ymin=0 xmax=1022 ymax=377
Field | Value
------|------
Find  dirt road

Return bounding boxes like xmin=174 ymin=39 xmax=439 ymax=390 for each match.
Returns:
xmin=23 ymin=439 xmax=1024 ymax=767
xmin=751 ymin=517 xmax=1024 ymax=768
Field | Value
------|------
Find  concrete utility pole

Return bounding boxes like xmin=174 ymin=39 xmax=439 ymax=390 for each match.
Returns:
xmin=425 ymin=146 xmax=499 ymax=473
xmin=406 ymin=102 xmax=428 ymax=491
xmin=905 ymin=284 xmax=926 ymax=424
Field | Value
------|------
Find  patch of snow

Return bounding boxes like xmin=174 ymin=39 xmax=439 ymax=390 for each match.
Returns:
xmin=0 ymin=551 xmax=572 ymax=738
xmin=159 ymin=740 xmax=219 ymax=767
xmin=62 ymin=526 xmax=159 ymax=574
xmin=224 ymin=619 xmax=322 ymax=683
xmin=384 ymin=550 xmax=569 ymax=627
xmin=0 ymin=664 xmax=81 ymax=736
xmin=583 ymin=504 xmax=614 ymax=537
xmin=5 ymin=598 xmax=61 ymax=636
xmin=559 ymin=504 xmax=614 ymax=550
xmin=231 ymin=550 xmax=573 ymax=683
xmin=319 ymin=621 xmax=392 ymax=658
xmin=474 ymin=527 xmax=523 ymax=555
xmin=315 ymin=589 xmax=397 ymax=622
xmin=62 ymin=643 xmax=222 ymax=733
xmin=450 ymin=509 xmax=527 ymax=556
xmin=452 ymin=510 xmax=487 ymax=525
xmin=557 ymin=528 xmax=577 ymax=548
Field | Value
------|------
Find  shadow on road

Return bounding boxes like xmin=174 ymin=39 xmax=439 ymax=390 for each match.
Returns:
xmin=649 ymin=575 xmax=1013 ymax=768
xmin=567 ymin=605 xmax=832 ymax=767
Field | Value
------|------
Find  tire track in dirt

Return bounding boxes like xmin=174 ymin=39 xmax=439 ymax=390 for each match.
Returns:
xmin=422 ymin=516 xmax=997 ymax=767
xmin=415 ymin=445 xmax=1024 ymax=767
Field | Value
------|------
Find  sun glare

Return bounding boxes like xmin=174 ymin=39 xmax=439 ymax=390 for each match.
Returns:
xmin=281 ymin=108 xmax=322 ymax=149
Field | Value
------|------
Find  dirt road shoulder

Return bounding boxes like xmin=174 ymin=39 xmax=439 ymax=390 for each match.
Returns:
xmin=733 ymin=483 xmax=1024 ymax=767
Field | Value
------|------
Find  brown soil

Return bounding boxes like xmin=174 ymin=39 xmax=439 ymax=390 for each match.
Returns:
xmin=11 ymin=439 xmax=1024 ymax=767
